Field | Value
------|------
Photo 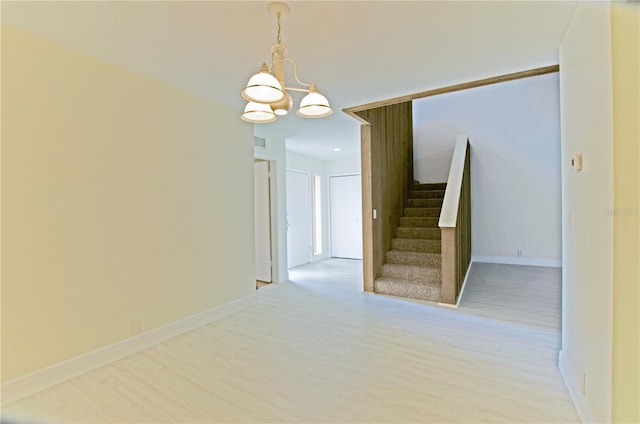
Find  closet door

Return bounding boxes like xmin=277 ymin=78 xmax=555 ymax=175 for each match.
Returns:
xmin=330 ymin=175 xmax=363 ymax=259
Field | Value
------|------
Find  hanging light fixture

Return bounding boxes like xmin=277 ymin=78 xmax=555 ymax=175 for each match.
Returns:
xmin=240 ymin=101 xmax=277 ymax=123
xmin=241 ymin=2 xmax=333 ymax=124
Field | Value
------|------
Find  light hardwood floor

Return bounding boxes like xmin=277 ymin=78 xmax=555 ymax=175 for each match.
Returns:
xmin=2 ymin=259 xmax=578 ymax=423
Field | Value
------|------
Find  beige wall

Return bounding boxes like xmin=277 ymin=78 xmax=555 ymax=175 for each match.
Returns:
xmin=560 ymin=2 xmax=639 ymax=422
xmin=559 ymin=2 xmax=614 ymax=422
xmin=1 ymin=26 xmax=256 ymax=381
xmin=611 ymin=4 xmax=640 ymax=423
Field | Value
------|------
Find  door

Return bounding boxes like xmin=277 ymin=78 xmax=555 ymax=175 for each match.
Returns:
xmin=286 ymin=170 xmax=312 ymax=268
xmin=330 ymin=175 xmax=363 ymax=259
xmin=254 ymin=160 xmax=272 ymax=282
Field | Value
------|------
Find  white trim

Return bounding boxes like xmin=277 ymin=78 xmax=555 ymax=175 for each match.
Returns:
xmin=559 ymin=350 xmax=591 ymax=423
xmin=253 ymin=150 xmax=277 ymax=162
xmin=472 ymin=255 xmax=562 ymax=268
xmin=312 ymin=252 xmax=331 ymax=262
xmin=328 ymin=172 xmax=362 ymax=178
xmin=455 ymin=262 xmax=473 ymax=307
xmin=1 ymin=294 xmax=258 ymax=405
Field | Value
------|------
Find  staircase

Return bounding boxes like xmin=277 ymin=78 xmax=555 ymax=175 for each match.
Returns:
xmin=374 ymin=182 xmax=446 ymax=302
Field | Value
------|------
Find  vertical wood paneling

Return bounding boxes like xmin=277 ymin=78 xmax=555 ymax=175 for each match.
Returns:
xmin=441 ymin=228 xmax=456 ymax=303
xmin=360 ymin=125 xmax=374 ymax=292
xmin=457 ymin=143 xmax=472 ymax=295
xmin=356 ymin=102 xmax=413 ymax=292
xmin=441 ymin=140 xmax=471 ymax=304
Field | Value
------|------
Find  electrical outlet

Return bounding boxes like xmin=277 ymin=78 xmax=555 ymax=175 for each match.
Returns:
xmin=131 ymin=319 xmax=144 ymax=334
xmin=517 ymin=249 xmax=523 ymax=257
xmin=581 ymin=369 xmax=587 ymax=395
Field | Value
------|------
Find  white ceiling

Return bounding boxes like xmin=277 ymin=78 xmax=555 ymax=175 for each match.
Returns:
xmin=2 ymin=1 xmax=577 ymax=161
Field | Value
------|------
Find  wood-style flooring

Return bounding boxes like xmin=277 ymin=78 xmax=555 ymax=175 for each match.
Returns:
xmin=2 ymin=259 xmax=578 ymax=423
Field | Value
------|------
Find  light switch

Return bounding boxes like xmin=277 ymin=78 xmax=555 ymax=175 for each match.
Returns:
xmin=571 ymin=154 xmax=583 ymax=172
xmin=373 ymin=209 xmax=377 ymax=219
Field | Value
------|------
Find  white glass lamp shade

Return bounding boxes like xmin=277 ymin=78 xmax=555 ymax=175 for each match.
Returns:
xmin=241 ymin=64 xmax=284 ymax=103
xmin=296 ymin=85 xmax=333 ymax=118
xmin=241 ymin=102 xmax=277 ymax=123
xmin=271 ymin=91 xmax=293 ymax=116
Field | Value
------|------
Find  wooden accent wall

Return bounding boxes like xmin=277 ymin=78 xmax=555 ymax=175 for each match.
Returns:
xmin=457 ymin=143 xmax=472 ymax=296
xmin=440 ymin=141 xmax=471 ymax=304
xmin=355 ymin=102 xmax=413 ymax=292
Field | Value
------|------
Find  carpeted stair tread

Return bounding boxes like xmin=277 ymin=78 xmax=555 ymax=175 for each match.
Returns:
xmin=410 ymin=189 xmax=446 ymax=197
xmin=396 ymin=227 xmax=441 ymax=240
xmin=404 ymin=207 xmax=442 ymax=217
xmin=413 ymin=182 xmax=447 ymax=191
xmin=386 ymin=251 xmax=442 ymax=267
xmin=392 ymin=238 xmax=441 ymax=253
xmin=374 ymin=277 xmax=442 ymax=302
xmin=381 ymin=263 xmax=441 ymax=282
xmin=399 ymin=217 xmax=440 ymax=228
xmin=373 ymin=181 xmax=447 ymax=302
xmin=409 ymin=190 xmax=445 ymax=199
xmin=408 ymin=198 xmax=443 ymax=208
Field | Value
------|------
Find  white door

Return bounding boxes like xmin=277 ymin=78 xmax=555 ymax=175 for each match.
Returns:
xmin=286 ymin=170 xmax=312 ymax=268
xmin=330 ymin=175 xmax=363 ymax=259
xmin=254 ymin=161 xmax=271 ymax=282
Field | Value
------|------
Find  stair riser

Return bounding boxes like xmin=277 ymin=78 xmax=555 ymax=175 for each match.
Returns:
xmin=374 ymin=279 xmax=441 ymax=302
xmin=410 ymin=190 xmax=445 ymax=199
xmin=396 ymin=227 xmax=441 ymax=240
xmin=381 ymin=265 xmax=441 ymax=282
xmin=399 ymin=217 xmax=439 ymax=228
xmin=413 ymin=183 xmax=447 ymax=191
xmin=374 ymin=183 xmax=446 ymax=303
xmin=391 ymin=239 xmax=441 ymax=253
xmin=404 ymin=208 xmax=441 ymax=218
xmin=408 ymin=199 xmax=443 ymax=208
xmin=386 ymin=251 xmax=442 ymax=267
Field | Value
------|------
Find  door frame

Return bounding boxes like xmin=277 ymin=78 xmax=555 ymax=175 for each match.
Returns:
xmin=254 ymin=153 xmax=283 ymax=282
xmin=254 ymin=159 xmax=272 ymax=282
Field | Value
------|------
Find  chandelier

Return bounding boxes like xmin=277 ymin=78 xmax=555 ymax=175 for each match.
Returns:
xmin=241 ymin=2 xmax=333 ymax=124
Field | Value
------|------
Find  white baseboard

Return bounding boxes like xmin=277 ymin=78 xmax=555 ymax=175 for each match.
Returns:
xmin=312 ymin=252 xmax=331 ymax=262
xmin=437 ymin=261 xmax=473 ymax=309
xmin=1 ymin=293 xmax=258 ymax=406
xmin=454 ymin=263 xmax=473 ymax=307
xmin=559 ymin=350 xmax=593 ymax=423
xmin=472 ymin=255 xmax=562 ymax=268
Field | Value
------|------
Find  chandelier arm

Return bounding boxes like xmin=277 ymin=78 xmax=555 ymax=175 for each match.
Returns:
xmin=284 ymin=57 xmax=313 ymax=88
xmin=284 ymin=86 xmax=311 ymax=93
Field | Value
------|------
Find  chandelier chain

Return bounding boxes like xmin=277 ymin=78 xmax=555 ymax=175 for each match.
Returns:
xmin=276 ymin=12 xmax=282 ymax=44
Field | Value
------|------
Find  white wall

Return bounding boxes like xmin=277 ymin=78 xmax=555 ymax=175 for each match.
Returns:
xmin=413 ymin=74 xmax=562 ymax=266
xmin=286 ymin=151 xmax=330 ymax=261
xmin=253 ymin=134 xmax=289 ymax=283
xmin=283 ymin=151 xmax=362 ymax=262
xmin=1 ymin=26 xmax=256 ymax=382
xmin=326 ymin=156 xmax=361 ymax=175
xmin=558 ymin=3 xmax=614 ymax=422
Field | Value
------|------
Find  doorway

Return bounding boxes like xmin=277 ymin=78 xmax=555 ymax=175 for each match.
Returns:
xmin=286 ymin=170 xmax=313 ymax=268
xmin=330 ymin=174 xmax=363 ymax=259
xmin=254 ymin=160 xmax=272 ymax=283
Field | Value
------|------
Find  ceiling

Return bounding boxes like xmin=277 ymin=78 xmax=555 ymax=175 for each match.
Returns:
xmin=2 ymin=1 xmax=577 ymax=161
